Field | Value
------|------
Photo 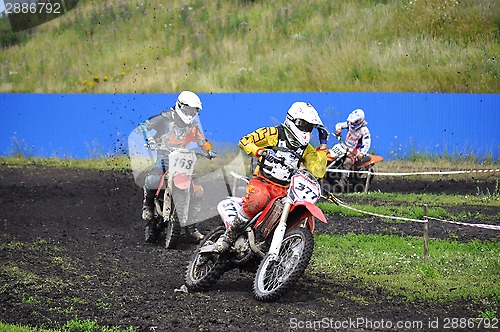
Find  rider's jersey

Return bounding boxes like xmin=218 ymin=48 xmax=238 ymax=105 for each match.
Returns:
xmin=140 ymin=109 xmax=213 ymax=157
xmin=238 ymin=125 xmax=328 ymax=185
xmin=334 ymin=121 xmax=371 ymax=155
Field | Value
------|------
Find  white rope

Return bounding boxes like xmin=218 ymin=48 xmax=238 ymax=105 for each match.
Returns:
xmin=335 ymin=201 xmax=427 ymax=223
xmin=327 ymin=198 xmax=500 ymax=231
xmin=326 ymin=168 xmax=500 ymax=176
xmin=428 ymin=217 xmax=500 ymax=231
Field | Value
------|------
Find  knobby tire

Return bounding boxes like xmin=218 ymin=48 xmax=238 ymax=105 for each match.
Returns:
xmin=185 ymin=226 xmax=226 ymax=291
xmin=253 ymin=227 xmax=314 ymax=302
xmin=164 ymin=209 xmax=181 ymax=249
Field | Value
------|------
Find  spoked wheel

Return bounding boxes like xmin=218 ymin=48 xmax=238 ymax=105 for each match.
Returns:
xmin=185 ymin=226 xmax=227 ymax=292
xmin=144 ymin=218 xmax=161 ymax=243
xmin=164 ymin=209 xmax=181 ymax=249
xmin=253 ymin=227 xmax=314 ymax=302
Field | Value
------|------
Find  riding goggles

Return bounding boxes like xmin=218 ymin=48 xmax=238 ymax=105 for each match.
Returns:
xmin=349 ymin=119 xmax=364 ymax=130
xmin=294 ymin=119 xmax=316 ymax=132
xmin=181 ymin=104 xmax=200 ymax=117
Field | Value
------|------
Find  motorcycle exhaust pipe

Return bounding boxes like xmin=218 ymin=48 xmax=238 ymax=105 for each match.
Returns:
xmin=246 ymin=228 xmax=265 ymax=258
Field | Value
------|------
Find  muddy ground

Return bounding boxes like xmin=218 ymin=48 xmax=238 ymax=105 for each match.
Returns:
xmin=0 ymin=164 xmax=498 ymax=331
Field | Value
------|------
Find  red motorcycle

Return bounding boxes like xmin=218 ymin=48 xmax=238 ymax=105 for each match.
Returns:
xmin=185 ymin=146 xmax=327 ymax=302
xmin=321 ymin=135 xmax=383 ymax=193
xmin=145 ymin=144 xmax=210 ymax=248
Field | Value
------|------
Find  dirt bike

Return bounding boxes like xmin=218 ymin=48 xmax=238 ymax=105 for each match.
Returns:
xmin=184 ymin=146 xmax=327 ymax=302
xmin=144 ymin=144 xmax=210 ymax=248
xmin=321 ymin=135 xmax=383 ymax=193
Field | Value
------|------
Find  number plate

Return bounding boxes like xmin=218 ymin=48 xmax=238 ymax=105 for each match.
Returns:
xmin=329 ymin=143 xmax=347 ymax=159
xmin=168 ymin=149 xmax=197 ymax=176
xmin=289 ymin=173 xmax=321 ymax=204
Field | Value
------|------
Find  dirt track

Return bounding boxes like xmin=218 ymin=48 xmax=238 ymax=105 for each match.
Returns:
xmin=0 ymin=165 xmax=498 ymax=331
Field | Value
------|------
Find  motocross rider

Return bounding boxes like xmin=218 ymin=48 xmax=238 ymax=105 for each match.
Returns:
xmin=333 ymin=108 xmax=371 ymax=189
xmin=208 ymin=102 xmax=329 ymax=253
xmin=139 ymin=91 xmax=217 ymax=242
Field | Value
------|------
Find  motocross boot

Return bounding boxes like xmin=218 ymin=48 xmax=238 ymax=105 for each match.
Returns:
xmin=211 ymin=215 xmax=248 ymax=253
xmin=338 ymin=157 xmax=354 ymax=193
xmin=142 ymin=188 xmax=155 ymax=222
xmin=185 ymin=225 xmax=204 ymax=242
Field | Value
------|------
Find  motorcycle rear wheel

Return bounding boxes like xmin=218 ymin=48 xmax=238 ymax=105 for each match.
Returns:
xmin=253 ymin=227 xmax=314 ymax=302
xmin=185 ymin=226 xmax=226 ymax=291
xmin=144 ymin=217 xmax=161 ymax=243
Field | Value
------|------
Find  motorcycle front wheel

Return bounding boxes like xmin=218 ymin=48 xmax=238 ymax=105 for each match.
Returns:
xmin=253 ymin=227 xmax=314 ymax=302
xmin=164 ymin=208 xmax=181 ymax=249
xmin=185 ymin=226 xmax=227 ymax=291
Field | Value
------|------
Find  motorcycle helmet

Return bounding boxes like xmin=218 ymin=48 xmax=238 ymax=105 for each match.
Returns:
xmin=174 ymin=91 xmax=202 ymax=125
xmin=283 ymin=102 xmax=321 ymax=147
xmin=347 ymin=108 xmax=365 ymax=130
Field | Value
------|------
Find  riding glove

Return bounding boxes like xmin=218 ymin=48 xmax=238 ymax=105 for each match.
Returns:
xmin=317 ymin=125 xmax=329 ymax=144
xmin=146 ymin=137 xmax=157 ymax=149
xmin=207 ymin=150 xmax=218 ymax=159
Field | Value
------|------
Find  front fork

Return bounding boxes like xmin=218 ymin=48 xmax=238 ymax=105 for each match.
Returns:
xmin=155 ymin=178 xmax=191 ymax=227
xmin=161 ymin=184 xmax=173 ymax=219
xmin=173 ymin=188 xmax=191 ymax=227
xmin=266 ymin=201 xmax=292 ymax=262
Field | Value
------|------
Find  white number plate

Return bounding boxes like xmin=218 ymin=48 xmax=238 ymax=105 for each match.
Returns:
xmin=329 ymin=143 xmax=346 ymax=159
xmin=168 ymin=150 xmax=197 ymax=176
xmin=290 ymin=173 xmax=321 ymax=204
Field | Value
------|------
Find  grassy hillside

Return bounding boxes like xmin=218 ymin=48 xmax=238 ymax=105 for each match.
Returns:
xmin=0 ymin=0 xmax=499 ymax=93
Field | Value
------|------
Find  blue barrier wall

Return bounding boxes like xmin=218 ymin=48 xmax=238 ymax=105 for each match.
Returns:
xmin=1 ymin=92 xmax=498 ymax=159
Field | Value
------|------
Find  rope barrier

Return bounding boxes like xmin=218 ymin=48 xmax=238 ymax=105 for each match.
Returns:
xmin=326 ymin=168 xmax=500 ymax=176
xmin=335 ymin=200 xmax=427 ymax=223
xmin=324 ymin=195 xmax=500 ymax=231
xmin=428 ymin=217 xmax=500 ymax=231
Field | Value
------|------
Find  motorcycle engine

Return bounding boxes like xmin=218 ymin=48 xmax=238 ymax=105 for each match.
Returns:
xmin=233 ymin=237 xmax=251 ymax=259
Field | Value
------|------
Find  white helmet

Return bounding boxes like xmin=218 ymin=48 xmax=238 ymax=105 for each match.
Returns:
xmin=174 ymin=91 xmax=202 ymax=125
xmin=283 ymin=102 xmax=321 ymax=147
xmin=347 ymin=108 xmax=365 ymax=130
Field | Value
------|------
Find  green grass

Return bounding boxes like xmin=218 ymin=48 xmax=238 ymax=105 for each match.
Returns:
xmin=319 ymin=189 xmax=500 ymax=222
xmin=311 ymin=233 xmax=500 ymax=304
xmin=0 ymin=320 xmax=136 ymax=332
xmin=1 ymin=0 xmax=498 ymax=93
xmin=0 ymin=155 xmax=132 ymax=170
xmin=0 ymin=150 xmax=249 ymax=176
xmin=341 ymin=190 xmax=500 ymax=207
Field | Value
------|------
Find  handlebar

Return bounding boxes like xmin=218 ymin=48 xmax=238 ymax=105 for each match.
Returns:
xmin=331 ymin=134 xmax=357 ymax=159
xmin=146 ymin=144 xmax=211 ymax=159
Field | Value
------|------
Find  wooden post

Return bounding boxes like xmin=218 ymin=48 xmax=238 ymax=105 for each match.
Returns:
xmin=423 ymin=204 xmax=429 ymax=263
xmin=364 ymin=170 xmax=371 ymax=193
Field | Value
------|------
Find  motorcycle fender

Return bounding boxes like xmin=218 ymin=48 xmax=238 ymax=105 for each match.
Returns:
xmin=173 ymin=173 xmax=191 ymax=190
xmin=369 ymin=155 xmax=384 ymax=164
xmin=358 ymin=154 xmax=383 ymax=168
xmin=290 ymin=201 xmax=327 ymax=224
